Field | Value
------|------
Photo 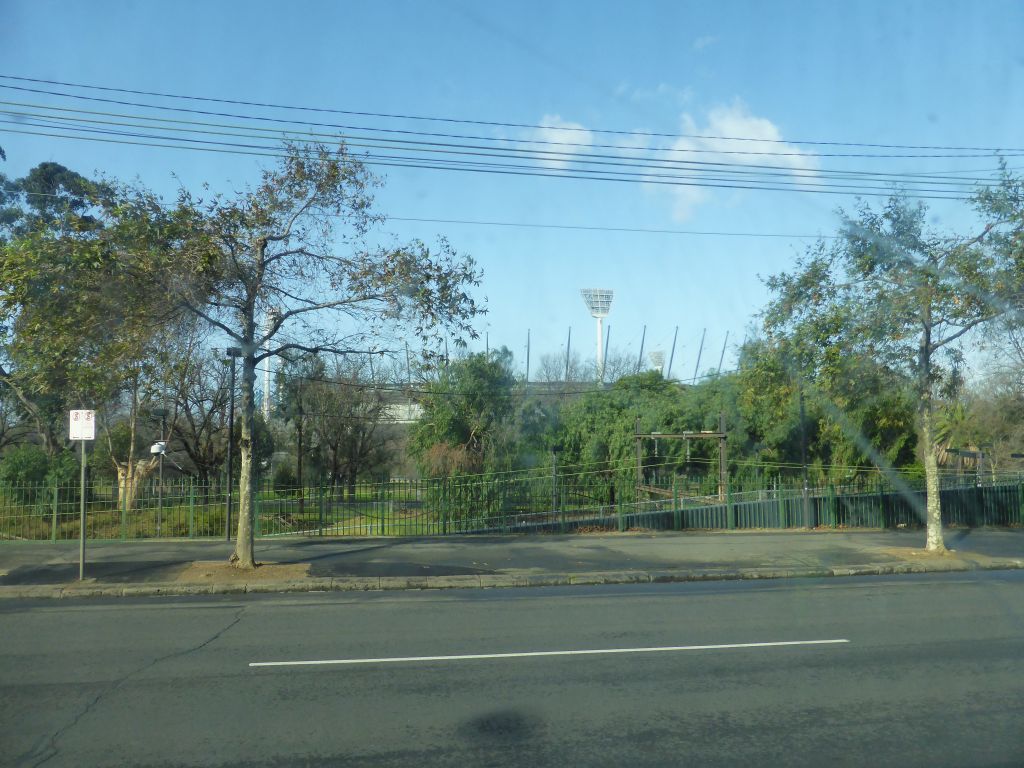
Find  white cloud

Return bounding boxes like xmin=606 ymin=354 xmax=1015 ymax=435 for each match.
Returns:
xmin=518 ymin=103 xmax=817 ymax=221
xmin=664 ymin=100 xmax=818 ymax=220
xmin=626 ymin=82 xmax=695 ymax=108
xmin=526 ymin=114 xmax=594 ymax=168
xmin=692 ymin=35 xmax=718 ymax=52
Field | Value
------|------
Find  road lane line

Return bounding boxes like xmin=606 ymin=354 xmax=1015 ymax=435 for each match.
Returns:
xmin=249 ymin=638 xmax=850 ymax=668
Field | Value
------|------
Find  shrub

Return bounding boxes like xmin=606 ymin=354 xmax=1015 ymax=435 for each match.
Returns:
xmin=0 ymin=444 xmax=50 ymax=486
xmin=273 ymin=462 xmax=299 ymax=496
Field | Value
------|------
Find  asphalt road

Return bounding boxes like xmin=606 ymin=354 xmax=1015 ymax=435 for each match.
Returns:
xmin=3 ymin=572 xmax=1024 ymax=767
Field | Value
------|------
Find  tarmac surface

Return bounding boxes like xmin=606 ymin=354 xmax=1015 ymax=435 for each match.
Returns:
xmin=5 ymin=571 xmax=1024 ymax=766
xmin=1 ymin=528 xmax=1022 ymax=598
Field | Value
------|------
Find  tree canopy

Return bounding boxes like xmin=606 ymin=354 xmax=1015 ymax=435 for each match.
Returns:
xmin=762 ymin=189 xmax=1024 ymax=550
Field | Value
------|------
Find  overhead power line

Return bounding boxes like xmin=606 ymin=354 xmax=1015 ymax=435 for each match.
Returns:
xmin=13 ymin=188 xmax=843 ymax=239
xmin=0 ymin=100 xmax=1003 ymax=185
xmin=0 ymin=125 xmax=979 ymax=201
xmin=14 ymin=187 xmax=839 ymax=238
xmin=1 ymin=76 xmax=1012 ymax=201
xmin=2 ymin=73 xmax=1021 ymax=154
xmin=386 ymin=216 xmax=841 ymax=239
xmin=0 ymin=82 xmax=1020 ymax=161
xmin=0 ymin=113 xmax=982 ymax=197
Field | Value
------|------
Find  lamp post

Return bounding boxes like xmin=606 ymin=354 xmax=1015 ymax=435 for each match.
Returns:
xmin=224 ymin=347 xmax=242 ymax=541
xmin=799 ymin=383 xmax=811 ymax=528
xmin=151 ymin=407 xmax=168 ymax=537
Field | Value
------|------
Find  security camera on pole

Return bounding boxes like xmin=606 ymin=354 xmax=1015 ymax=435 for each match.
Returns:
xmin=69 ymin=409 xmax=95 ymax=580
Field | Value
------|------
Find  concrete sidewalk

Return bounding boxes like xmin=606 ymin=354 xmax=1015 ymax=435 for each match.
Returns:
xmin=1 ymin=528 xmax=1022 ymax=598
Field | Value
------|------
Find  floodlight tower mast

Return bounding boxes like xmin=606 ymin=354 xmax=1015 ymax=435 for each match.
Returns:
xmin=580 ymin=289 xmax=613 ymax=377
xmin=649 ymin=350 xmax=666 ymax=375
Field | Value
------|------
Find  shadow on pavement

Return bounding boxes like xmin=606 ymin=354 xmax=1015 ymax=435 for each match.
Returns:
xmin=308 ymin=562 xmax=497 ymax=577
xmin=1 ymin=560 xmax=190 ymax=586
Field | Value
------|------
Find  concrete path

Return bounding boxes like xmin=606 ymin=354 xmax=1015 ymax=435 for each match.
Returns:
xmin=1 ymin=528 xmax=1022 ymax=598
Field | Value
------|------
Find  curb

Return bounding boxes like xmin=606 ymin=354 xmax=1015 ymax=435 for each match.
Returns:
xmin=1 ymin=557 xmax=1022 ymax=600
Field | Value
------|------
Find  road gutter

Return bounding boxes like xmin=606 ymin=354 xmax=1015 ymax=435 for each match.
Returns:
xmin=1 ymin=556 xmax=1022 ymax=599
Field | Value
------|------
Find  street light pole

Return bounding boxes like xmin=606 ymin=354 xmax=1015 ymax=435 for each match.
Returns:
xmin=225 ymin=347 xmax=241 ymax=541
xmin=152 ymin=408 xmax=168 ymax=538
xmin=799 ymin=383 xmax=811 ymax=528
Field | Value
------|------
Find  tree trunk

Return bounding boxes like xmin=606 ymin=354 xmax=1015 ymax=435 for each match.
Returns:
xmin=111 ymin=380 xmax=148 ymax=511
xmin=231 ymin=355 xmax=258 ymax=569
xmin=921 ymin=404 xmax=946 ymax=552
xmin=918 ymin=308 xmax=945 ymax=553
xmin=346 ymin=469 xmax=357 ymax=502
xmin=115 ymin=459 xmax=157 ymax=511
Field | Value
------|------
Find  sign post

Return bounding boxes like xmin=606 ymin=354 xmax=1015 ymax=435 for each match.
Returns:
xmin=70 ymin=410 xmax=95 ymax=580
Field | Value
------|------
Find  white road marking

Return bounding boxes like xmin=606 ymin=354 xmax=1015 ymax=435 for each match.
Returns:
xmin=249 ymin=638 xmax=849 ymax=668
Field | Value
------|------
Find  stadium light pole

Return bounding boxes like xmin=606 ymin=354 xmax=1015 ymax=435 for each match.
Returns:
xmin=649 ymin=350 xmax=665 ymax=376
xmin=580 ymin=289 xmax=613 ymax=380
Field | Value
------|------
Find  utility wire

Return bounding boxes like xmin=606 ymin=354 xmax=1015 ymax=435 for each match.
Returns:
xmin=386 ymin=216 xmax=842 ymax=239
xmin=0 ymin=101 xmax=1008 ymax=185
xmin=0 ymin=126 xmax=977 ymax=201
xmin=1 ymin=81 xmax=1019 ymax=161
xmin=12 ymin=188 xmax=841 ymax=239
xmin=2 ymin=73 xmax=1021 ymax=153
xmin=4 ymin=113 xmax=982 ymax=196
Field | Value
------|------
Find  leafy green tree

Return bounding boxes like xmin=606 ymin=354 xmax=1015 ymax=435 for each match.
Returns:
xmin=763 ymin=192 xmax=1023 ymax=551
xmin=0 ymin=444 xmax=78 ymax=503
xmin=304 ymin=357 xmax=392 ymax=497
xmin=410 ymin=349 xmax=518 ymax=476
xmin=736 ymin=336 xmax=917 ymax=484
xmin=0 ymin=164 xmax=207 ymax=508
xmin=555 ymin=372 xmax=706 ymax=497
xmin=0 ymin=162 xmax=112 ymax=453
xmin=0 ymin=385 xmax=29 ymax=454
xmin=163 ymin=143 xmax=482 ymax=568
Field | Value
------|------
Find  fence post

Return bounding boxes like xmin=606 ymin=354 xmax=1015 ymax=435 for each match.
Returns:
xmin=441 ymin=479 xmax=448 ymax=535
xmin=318 ymin=478 xmax=325 ymax=536
xmin=673 ymin=477 xmax=681 ymax=531
xmin=51 ymin=482 xmax=59 ymax=542
xmin=550 ymin=453 xmax=558 ymax=531
xmin=188 ymin=479 xmax=195 ymax=539
xmin=614 ymin=481 xmax=622 ymax=536
xmin=118 ymin=480 xmax=127 ymax=542
xmin=726 ymin=482 xmax=735 ymax=529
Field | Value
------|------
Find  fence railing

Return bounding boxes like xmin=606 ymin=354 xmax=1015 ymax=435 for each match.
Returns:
xmin=1 ymin=471 xmax=1022 ymax=541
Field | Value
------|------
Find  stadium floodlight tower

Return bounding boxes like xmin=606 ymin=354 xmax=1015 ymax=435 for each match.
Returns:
xmin=580 ymin=289 xmax=614 ymax=376
xmin=649 ymin=350 xmax=665 ymax=375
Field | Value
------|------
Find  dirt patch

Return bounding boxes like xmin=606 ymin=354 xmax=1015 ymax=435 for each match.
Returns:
xmin=176 ymin=561 xmax=311 ymax=583
xmin=878 ymin=547 xmax=957 ymax=560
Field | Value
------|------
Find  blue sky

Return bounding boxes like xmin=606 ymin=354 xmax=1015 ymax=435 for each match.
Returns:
xmin=3 ymin=0 xmax=1022 ymax=379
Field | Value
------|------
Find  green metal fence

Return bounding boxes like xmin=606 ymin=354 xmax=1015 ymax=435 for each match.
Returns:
xmin=1 ymin=469 xmax=1022 ymax=541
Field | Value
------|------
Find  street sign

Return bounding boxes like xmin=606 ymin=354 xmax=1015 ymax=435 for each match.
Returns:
xmin=69 ymin=409 xmax=95 ymax=581
xmin=69 ymin=410 xmax=96 ymax=441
